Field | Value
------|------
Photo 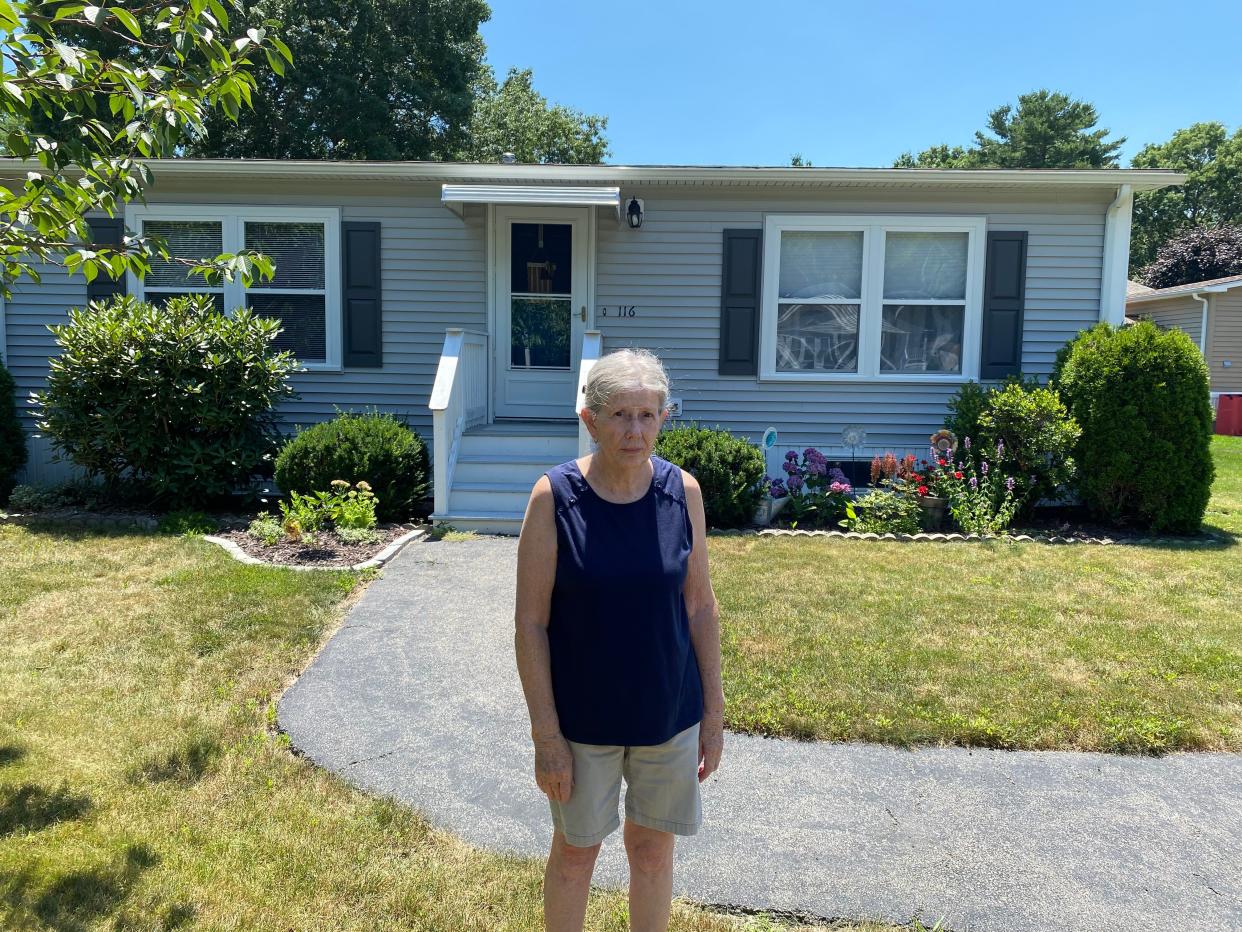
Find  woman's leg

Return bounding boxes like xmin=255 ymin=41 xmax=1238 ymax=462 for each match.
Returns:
xmin=544 ymin=827 xmax=601 ymax=932
xmin=622 ymin=818 xmax=676 ymax=931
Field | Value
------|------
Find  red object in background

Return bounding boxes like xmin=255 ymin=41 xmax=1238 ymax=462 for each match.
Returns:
xmin=1216 ymin=394 xmax=1242 ymax=436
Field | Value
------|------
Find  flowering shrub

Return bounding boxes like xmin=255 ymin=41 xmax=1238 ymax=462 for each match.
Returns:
xmin=768 ymin=447 xmax=853 ymax=528
xmin=919 ymin=437 xmax=1021 ymax=534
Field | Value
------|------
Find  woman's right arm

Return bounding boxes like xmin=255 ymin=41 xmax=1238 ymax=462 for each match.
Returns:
xmin=514 ymin=475 xmax=574 ymax=803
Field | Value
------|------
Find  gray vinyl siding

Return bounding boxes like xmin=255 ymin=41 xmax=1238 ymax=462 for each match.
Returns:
xmin=1128 ymin=295 xmax=1205 ymax=348
xmin=6 ymin=175 xmax=1112 ymax=479
xmin=595 ymin=187 xmax=1107 ymax=457
xmin=1207 ymin=291 xmax=1242 ymax=392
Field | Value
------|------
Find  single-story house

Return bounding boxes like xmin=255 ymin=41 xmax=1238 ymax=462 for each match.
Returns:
xmin=0 ymin=160 xmax=1182 ymax=532
xmin=1125 ymin=273 xmax=1242 ymax=407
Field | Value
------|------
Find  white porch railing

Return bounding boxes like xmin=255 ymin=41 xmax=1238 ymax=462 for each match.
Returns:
xmin=429 ymin=328 xmax=489 ymax=515
xmin=576 ymin=330 xmax=603 ymax=457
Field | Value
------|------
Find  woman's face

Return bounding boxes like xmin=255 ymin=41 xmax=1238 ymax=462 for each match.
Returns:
xmin=582 ymin=387 xmax=668 ymax=464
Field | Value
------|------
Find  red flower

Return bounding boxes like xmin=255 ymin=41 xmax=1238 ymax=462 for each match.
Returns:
xmin=917 ymin=485 xmax=929 ymax=496
xmin=939 ymin=458 xmax=947 ymax=466
xmin=954 ymin=471 xmax=963 ymax=479
xmin=911 ymin=474 xmax=923 ymax=483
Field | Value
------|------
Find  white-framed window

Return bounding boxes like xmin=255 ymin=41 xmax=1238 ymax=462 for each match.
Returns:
xmin=124 ymin=205 xmax=342 ymax=370
xmin=760 ymin=214 xmax=987 ymax=381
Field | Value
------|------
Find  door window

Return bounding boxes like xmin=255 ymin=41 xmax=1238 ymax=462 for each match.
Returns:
xmin=509 ymin=222 xmax=572 ymax=369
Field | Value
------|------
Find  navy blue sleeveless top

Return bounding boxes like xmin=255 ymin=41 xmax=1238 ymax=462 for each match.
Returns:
xmin=544 ymin=454 xmax=704 ymax=746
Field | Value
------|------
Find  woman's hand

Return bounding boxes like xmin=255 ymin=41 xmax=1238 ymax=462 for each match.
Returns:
xmin=534 ymin=733 xmax=574 ymax=803
xmin=698 ymin=712 xmax=723 ymax=783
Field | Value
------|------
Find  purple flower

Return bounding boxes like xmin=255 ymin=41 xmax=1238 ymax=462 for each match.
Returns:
xmin=1005 ymin=476 xmax=1016 ymax=492
xmin=787 ymin=475 xmax=804 ymax=492
xmin=981 ymin=461 xmax=989 ymax=476
xmin=964 ymin=436 xmax=972 ymax=450
xmin=769 ymin=478 xmax=788 ymax=499
xmin=782 ymin=460 xmax=798 ymax=476
xmin=956 ymin=461 xmax=963 ymax=471
xmin=970 ymin=477 xmax=978 ymax=490
xmin=785 ymin=450 xmax=798 ymax=462
xmin=828 ymin=467 xmax=849 ymax=485
xmin=996 ymin=439 xmax=1005 ymax=457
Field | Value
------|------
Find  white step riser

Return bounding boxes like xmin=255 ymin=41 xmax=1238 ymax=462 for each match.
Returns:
xmin=459 ymin=434 xmax=578 ymax=458
xmin=450 ymin=488 xmax=532 ymax=513
xmin=454 ymin=460 xmax=553 ymax=485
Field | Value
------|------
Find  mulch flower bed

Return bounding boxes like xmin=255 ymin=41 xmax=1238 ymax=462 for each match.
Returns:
xmin=216 ymin=522 xmax=425 ymax=568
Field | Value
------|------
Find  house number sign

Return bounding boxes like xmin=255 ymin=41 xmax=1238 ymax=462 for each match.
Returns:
xmin=598 ymin=305 xmax=638 ymax=317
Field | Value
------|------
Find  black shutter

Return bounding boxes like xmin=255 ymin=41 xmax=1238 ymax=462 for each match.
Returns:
xmin=85 ymin=217 xmax=126 ymax=303
xmin=980 ymin=230 xmax=1028 ymax=379
xmin=342 ymin=221 xmax=382 ymax=368
xmin=718 ymin=228 xmax=761 ymax=375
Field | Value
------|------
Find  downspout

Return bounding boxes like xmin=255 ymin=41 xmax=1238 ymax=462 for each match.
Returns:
xmin=1100 ymin=183 xmax=1134 ymax=325
xmin=1193 ymin=292 xmax=1209 ymax=353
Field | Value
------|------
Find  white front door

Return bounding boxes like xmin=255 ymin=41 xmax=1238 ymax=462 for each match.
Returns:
xmin=493 ymin=206 xmax=589 ymax=418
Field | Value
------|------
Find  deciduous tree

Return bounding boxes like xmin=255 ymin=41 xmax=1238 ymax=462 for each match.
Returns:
xmin=0 ymin=0 xmax=288 ymax=293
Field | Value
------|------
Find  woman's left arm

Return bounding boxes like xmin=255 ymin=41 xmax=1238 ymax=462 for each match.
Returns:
xmin=682 ymin=471 xmax=724 ymax=782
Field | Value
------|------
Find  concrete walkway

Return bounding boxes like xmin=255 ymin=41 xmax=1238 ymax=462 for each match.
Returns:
xmin=277 ymin=536 xmax=1242 ymax=932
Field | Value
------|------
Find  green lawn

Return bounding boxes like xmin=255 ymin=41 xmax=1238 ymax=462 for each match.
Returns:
xmin=710 ymin=435 xmax=1242 ymax=753
xmin=0 ymin=527 xmax=903 ymax=931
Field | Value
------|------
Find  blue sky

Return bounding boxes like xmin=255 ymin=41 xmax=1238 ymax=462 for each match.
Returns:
xmin=480 ymin=0 xmax=1242 ymax=167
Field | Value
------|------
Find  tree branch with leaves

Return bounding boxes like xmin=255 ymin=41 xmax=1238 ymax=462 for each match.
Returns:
xmin=0 ymin=0 xmax=292 ymax=295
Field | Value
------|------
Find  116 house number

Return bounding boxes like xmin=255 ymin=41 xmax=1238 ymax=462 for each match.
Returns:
xmin=599 ymin=305 xmax=637 ymax=317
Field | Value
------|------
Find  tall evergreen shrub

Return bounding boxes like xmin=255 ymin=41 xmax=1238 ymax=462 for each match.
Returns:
xmin=653 ymin=423 xmax=766 ymax=529
xmin=0 ymin=360 xmax=27 ymax=504
xmin=1051 ymin=321 xmax=1214 ymax=533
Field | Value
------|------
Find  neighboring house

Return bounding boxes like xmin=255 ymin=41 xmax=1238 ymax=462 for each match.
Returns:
xmin=0 ymin=160 xmax=1181 ymax=532
xmin=1125 ymin=273 xmax=1242 ymax=407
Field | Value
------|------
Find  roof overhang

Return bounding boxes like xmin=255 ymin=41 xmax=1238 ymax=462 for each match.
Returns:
xmin=0 ymin=158 xmax=1186 ymax=193
xmin=1126 ymin=279 xmax=1241 ymax=306
xmin=440 ymin=183 xmax=621 ymax=219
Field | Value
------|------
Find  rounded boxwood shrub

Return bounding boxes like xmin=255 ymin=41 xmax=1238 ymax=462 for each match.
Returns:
xmin=274 ymin=410 xmax=430 ymax=523
xmin=0 ymin=360 xmax=27 ymax=505
xmin=35 ymin=294 xmax=297 ymax=503
xmin=653 ymin=422 xmax=766 ymax=529
xmin=1051 ymin=321 xmax=1214 ymax=533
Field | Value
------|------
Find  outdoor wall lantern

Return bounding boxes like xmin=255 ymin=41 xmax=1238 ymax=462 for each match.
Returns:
xmin=625 ymin=196 xmax=644 ymax=229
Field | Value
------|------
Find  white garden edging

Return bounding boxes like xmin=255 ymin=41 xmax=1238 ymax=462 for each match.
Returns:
xmin=713 ymin=527 xmax=1232 ymax=546
xmin=202 ymin=528 xmax=427 ymax=571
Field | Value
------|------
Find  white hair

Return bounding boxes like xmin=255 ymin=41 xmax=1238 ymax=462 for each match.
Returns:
xmin=581 ymin=347 xmax=670 ymax=414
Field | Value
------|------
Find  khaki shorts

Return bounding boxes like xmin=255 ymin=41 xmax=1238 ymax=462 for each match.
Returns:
xmin=549 ymin=722 xmax=702 ymax=847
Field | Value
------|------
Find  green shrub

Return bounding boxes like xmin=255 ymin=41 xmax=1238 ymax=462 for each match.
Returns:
xmin=841 ymin=489 xmax=922 ymax=534
xmin=977 ymin=382 xmax=1080 ymax=513
xmin=1051 ymin=321 xmax=1214 ymax=533
xmin=34 ymin=294 xmax=297 ymax=504
xmin=0 ymin=361 xmax=26 ymax=505
xmin=335 ymin=526 xmax=383 ymax=546
xmin=945 ymin=377 xmax=1079 ymax=515
xmin=274 ymin=410 xmax=429 ymax=523
xmin=246 ymin=512 xmax=283 ymax=547
xmin=653 ymin=423 xmax=766 ymax=529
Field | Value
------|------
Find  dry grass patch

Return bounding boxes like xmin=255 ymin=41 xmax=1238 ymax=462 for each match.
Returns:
xmin=0 ymin=523 xmax=922 ymax=931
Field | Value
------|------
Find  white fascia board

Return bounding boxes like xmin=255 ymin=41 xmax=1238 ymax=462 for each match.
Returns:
xmin=0 ymin=158 xmax=1184 ymax=192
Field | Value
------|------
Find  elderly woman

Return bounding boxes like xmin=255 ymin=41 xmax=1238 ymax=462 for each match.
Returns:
xmin=514 ymin=347 xmax=725 ymax=932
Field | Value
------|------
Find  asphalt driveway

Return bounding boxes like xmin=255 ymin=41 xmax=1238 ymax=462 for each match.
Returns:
xmin=277 ymin=536 xmax=1242 ymax=932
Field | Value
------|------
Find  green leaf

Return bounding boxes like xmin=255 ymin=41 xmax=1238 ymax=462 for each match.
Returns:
xmin=2 ymin=81 xmax=23 ymax=103
xmin=112 ymin=7 xmax=142 ymax=38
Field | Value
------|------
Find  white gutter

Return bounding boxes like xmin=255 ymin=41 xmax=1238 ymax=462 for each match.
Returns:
xmin=0 ymin=157 xmax=1187 ymax=191
xmin=1099 ymin=183 xmax=1134 ymax=325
